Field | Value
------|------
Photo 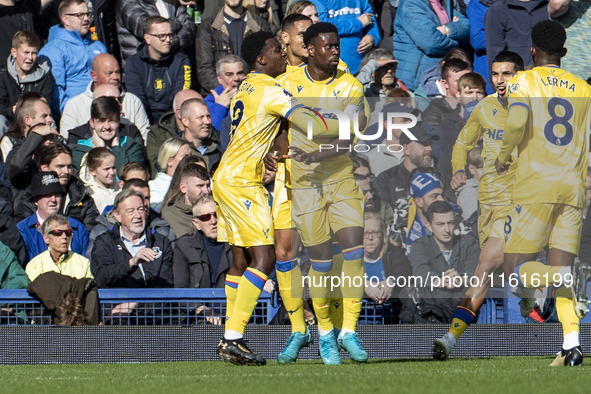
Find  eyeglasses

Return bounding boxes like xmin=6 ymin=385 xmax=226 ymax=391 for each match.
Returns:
xmin=194 ymin=212 xmax=217 ymax=222
xmin=65 ymin=12 xmax=91 ymax=19
xmin=354 ymin=172 xmax=374 ymax=181
xmin=364 ymin=230 xmax=383 ymax=238
xmin=146 ymin=33 xmax=174 ymax=41
xmin=48 ymin=229 xmax=73 ymax=237
xmin=124 ymin=207 xmax=148 ymax=215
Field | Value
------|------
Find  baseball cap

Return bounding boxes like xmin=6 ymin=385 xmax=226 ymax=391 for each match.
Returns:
xmin=399 ymin=123 xmax=440 ymax=145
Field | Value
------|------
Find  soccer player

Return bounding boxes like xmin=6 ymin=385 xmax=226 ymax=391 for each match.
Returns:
xmin=213 ymin=30 xmax=343 ymax=366
xmin=494 ymin=20 xmax=591 ymax=366
xmin=280 ymin=14 xmax=350 ymax=73
xmin=278 ymin=22 xmax=368 ymax=365
xmin=433 ymin=51 xmax=524 ymax=360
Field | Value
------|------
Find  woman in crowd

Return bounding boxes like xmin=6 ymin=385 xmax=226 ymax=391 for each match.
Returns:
xmin=80 ymin=147 xmax=119 ymax=215
xmin=149 ymin=138 xmax=191 ymax=212
xmin=285 ymin=0 xmax=320 ymax=23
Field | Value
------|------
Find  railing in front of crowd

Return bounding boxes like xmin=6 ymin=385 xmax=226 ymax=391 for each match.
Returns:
xmin=0 ymin=287 xmax=511 ymax=325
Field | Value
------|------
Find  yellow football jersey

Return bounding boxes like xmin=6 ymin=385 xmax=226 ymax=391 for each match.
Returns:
xmin=277 ymin=66 xmax=367 ymax=188
xmin=452 ymin=94 xmax=517 ymax=205
xmin=213 ymin=72 xmax=301 ymax=186
xmin=499 ymin=66 xmax=591 ymax=207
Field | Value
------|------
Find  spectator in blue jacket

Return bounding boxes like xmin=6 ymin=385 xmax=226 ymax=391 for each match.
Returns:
xmin=394 ymin=0 xmax=470 ymax=92
xmin=204 ymin=54 xmax=247 ymax=132
xmin=123 ymin=16 xmax=192 ymax=124
xmin=38 ymin=0 xmax=107 ymax=114
xmin=309 ymin=0 xmax=381 ymax=74
xmin=17 ymin=171 xmax=89 ymax=264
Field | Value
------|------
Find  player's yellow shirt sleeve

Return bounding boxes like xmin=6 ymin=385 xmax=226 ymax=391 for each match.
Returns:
xmin=213 ymin=72 xmax=302 ymax=186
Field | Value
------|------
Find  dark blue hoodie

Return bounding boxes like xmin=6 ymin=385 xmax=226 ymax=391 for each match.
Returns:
xmin=123 ymin=42 xmax=192 ymax=124
xmin=484 ymin=0 xmax=549 ymax=72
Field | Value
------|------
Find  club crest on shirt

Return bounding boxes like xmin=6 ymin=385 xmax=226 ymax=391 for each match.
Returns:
xmin=154 ymin=79 xmax=165 ymax=91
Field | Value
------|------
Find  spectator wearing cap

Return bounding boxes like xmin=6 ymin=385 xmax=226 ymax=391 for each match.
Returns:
xmin=17 ymin=171 xmax=89 ymax=264
xmin=374 ymin=123 xmax=439 ymax=210
xmin=365 ymin=60 xmax=407 ymax=107
xmin=365 ymin=101 xmax=421 ymax=176
xmin=25 ymin=213 xmax=93 ymax=281
xmin=388 ymin=170 xmax=445 ymax=254
xmin=90 ymin=189 xmax=173 ymax=288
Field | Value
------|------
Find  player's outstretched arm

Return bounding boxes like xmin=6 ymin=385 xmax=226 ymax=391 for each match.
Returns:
xmin=497 ymin=103 xmax=529 ymax=170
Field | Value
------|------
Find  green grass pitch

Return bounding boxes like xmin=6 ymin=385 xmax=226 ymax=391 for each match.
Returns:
xmin=2 ymin=357 xmax=591 ymax=394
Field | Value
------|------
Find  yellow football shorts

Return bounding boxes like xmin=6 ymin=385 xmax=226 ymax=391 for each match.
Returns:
xmin=478 ymin=203 xmax=511 ymax=248
xmin=212 ymin=181 xmax=274 ymax=247
xmin=503 ymin=203 xmax=582 ymax=255
xmin=292 ymin=178 xmax=364 ymax=247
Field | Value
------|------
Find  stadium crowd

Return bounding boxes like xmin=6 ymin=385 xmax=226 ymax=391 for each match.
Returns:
xmin=1 ymin=0 xmax=591 ymax=367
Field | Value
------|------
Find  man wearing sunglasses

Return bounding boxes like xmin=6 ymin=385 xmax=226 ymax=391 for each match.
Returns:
xmin=38 ymin=0 xmax=107 ymax=115
xmin=25 ymin=213 xmax=93 ymax=281
xmin=123 ymin=16 xmax=192 ymax=124
xmin=17 ymin=171 xmax=89 ymax=264
xmin=173 ymin=193 xmax=231 ymax=289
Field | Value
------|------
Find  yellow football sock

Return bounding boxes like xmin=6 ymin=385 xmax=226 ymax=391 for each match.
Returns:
xmin=449 ymin=306 xmax=476 ymax=339
xmin=517 ymin=261 xmax=571 ymax=288
xmin=309 ymin=263 xmax=333 ymax=333
xmin=330 ymin=298 xmax=343 ymax=330
xmin=224 ymin=274 xmax=241 ymax=323
xmin=226 ymin=268 xmax=268 ymax=335
xmin=340 ymin=246 xmax=364 ymax=332
xmin=276 ymin=259 xmax=306 ymax=334
xmin=556 ymin=287 xmax=580 ymax=337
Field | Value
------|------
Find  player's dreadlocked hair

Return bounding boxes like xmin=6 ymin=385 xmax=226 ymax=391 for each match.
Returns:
xmin=303 ymin=22 xmax=338 ymax=46
xmin=241 ymin=31 xmax=276 ymax=69
xmin=531 ymin=20 xmax=566 ymax=55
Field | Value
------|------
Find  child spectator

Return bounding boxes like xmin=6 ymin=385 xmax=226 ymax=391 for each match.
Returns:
xmin=456 ymin=145 xmax=483 ymax=221
xmin=71 ymin=96 xmax=145 ymax=172
xmin=118 ymin=161 xmax=150 ymax=188
xmin=80 ymin=147 xmax=119 ymax=215
xmin=0 ymin=31 xmax=53 ymax=137
xmin=436 ymin=72 xmax=486 ymax=195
